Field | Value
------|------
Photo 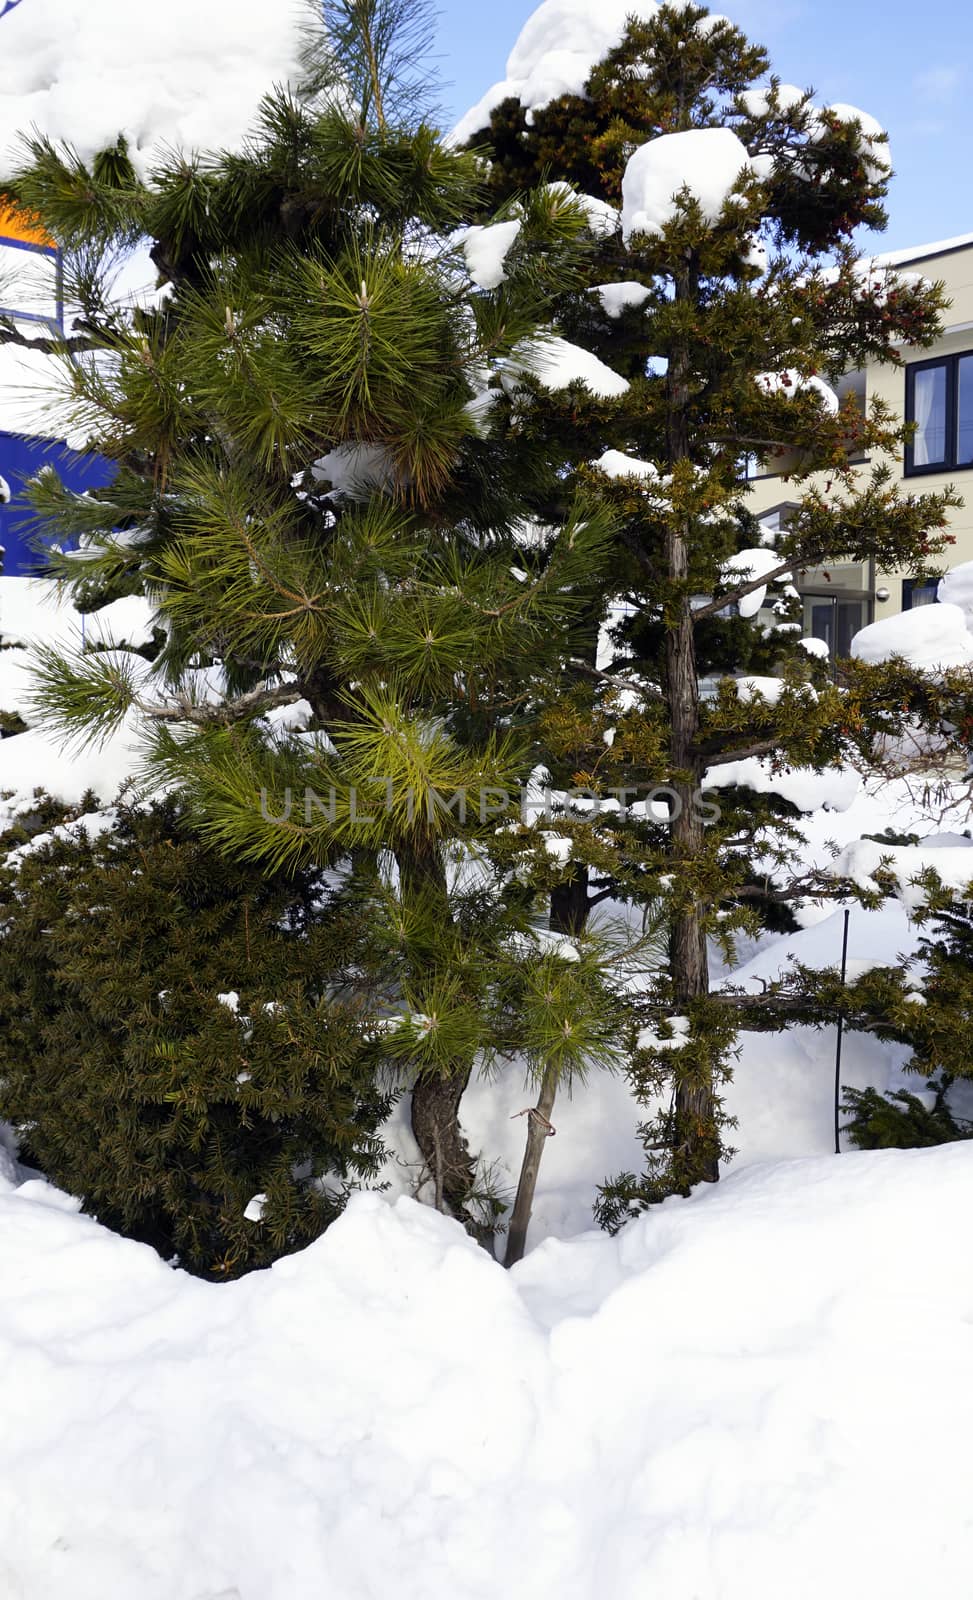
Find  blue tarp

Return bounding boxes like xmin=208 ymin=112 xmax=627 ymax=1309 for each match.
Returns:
xmin=0 ymin=431 xmax=115 ymax=574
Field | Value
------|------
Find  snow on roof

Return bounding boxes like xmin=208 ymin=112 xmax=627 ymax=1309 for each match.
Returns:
xmin=0 ymin=0 xmax=306 ymax=178
xmin=451 ymin=0 xmax=660 ymax=144
xmin=872 ymin=232 xmax=973 ymax=267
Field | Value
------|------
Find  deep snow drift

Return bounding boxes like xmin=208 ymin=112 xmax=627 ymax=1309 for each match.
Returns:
xmin=2 ymin=1142 xmax=972 ymax=1599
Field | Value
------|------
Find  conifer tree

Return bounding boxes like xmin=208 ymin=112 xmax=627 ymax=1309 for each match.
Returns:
xmin=456 ymin=0 xmax=961 ymax=1210
xmin=0 ymin=798 xmax=393 ymax=1275
xmin=6 ymin=0 xmax=642 ymax=1244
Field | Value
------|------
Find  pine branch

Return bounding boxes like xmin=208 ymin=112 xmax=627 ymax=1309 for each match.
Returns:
xmin=690 ymin=556 xmax=803 ymax=623
xmin=136 ymin=681 xmax=305 ymax=727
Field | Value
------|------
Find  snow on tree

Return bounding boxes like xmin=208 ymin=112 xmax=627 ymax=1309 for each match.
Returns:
xmin=3 ymin=0 xmax=646 ymax=1250
xmin=457 ymin=0 xmax=961 ymax=1216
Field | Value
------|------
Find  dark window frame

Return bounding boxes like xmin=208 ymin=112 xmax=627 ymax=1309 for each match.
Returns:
xmin=905 ymin=351 xmax=973 ymax=476
xmin=902 ymin=578 xmax=939 ymax=610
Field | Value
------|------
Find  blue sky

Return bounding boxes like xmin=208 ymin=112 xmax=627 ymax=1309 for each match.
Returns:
xmin=434 ymin=0 xmax=973 ymax=254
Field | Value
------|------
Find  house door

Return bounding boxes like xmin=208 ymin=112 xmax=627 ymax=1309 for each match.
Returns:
xmin=805 ymin=595 xmax=867 ymax=667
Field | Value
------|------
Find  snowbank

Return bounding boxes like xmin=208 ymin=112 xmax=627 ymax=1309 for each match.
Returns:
xmin=3 ymin=1143 xmax=973 ymax=1598
xmin=851 ymin=602 xmax=973 ymax=670
xmin=0 ymin=0 xmax=305 ymax=176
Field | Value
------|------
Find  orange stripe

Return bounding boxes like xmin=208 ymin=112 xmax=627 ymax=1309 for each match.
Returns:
xmin=0 ymin=199 xmax=55 ymax=248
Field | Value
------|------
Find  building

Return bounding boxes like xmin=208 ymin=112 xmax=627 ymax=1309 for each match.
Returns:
xmin=746 ymin=232 xmax=973 ymax=660
xmin=0 ymin=200 xmax=113 ymax=575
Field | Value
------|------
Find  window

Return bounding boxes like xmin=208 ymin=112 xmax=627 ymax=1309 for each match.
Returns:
xmin=902 ymin=578 xmax=939 ymax=610
xmin=905 ymin=352 xmax=973 ymax=475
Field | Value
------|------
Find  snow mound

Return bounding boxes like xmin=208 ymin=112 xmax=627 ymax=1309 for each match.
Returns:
xmin=851 ymin=603 xmax=973 ymax=670
xmin=457 ymin=219 xmax=522 ymax=289
xmin=590 ymin=280 xmax=652 ymax=318
xmin=937 ymin=560 xmax=973 ymax=627
xmin=4 ymin=1144 xmax=973 ymax=1597
xmin=832 ymin=835 xmax=973 ymax=908
xmin=755 ymin=368 xmax=840 ymax=416
xmin=452 ymin=0 xmax=660 ymax=143
xmin=0 ymin=0 xmax=305 ymax=177
xmin=720 ymin=546 xmax=785 ymax=617
xmin=506 ymin=335 xmax=630 ymax=398
xmin=621 ymin=127 xmax=752 ymax=240
xmin=594 ymin=447 xmax=658 ymax=480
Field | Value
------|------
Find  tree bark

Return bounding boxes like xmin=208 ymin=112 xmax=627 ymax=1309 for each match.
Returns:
xmin=398 ymin=836 xmax=480 ymax=1225
xmin=504 ymin=1065 xmax=557 ymax=1267
xmin=504 ymin=867 xmax=587 ymax=1267
xmin=664 ymin=260 xmax=719 ymax=1187
xmin=411 ymin=1064 xmax=476 ymax=1218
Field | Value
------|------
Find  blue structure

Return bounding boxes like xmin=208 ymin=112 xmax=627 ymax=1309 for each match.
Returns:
xmin=0 ymin=189 xmax=114 ymax=574
xmin=0 ymin=434 xmax=115 ymax=574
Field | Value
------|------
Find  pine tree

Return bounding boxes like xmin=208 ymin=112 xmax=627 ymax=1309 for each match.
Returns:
xmin=0 ymin=798 xmax=393 ymax=1275
xmin=456 ymin=0 xmax=960 ymax=1210
xmin=4 ymin=0 xmax=646 ymax=1246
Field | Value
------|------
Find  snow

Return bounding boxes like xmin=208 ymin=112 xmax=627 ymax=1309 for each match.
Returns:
xmin=720 ymin=546 xmax=786 ymax=618
xmin=704 ymin=757 xmax=860 ymax=813
xmin=0 ymin=338 xmax=66 ymax=434
xmin=755 ymin=368 xmax=841 ymax=416
xmin=738 ymin=83 xmax=807 ymax=117
xmin=823 ymin=103 xmax=889 ymax=178
xmin=851 ymin=602 xmax=973 ymax=670
xmin=832 ymin=836 xmax=973 ymax=908
xmin=505 ymin=335 xmax=630 ymax=398
xmin=457 ymin=219 xmax=522 ymax=289
xmin=621 ymin=128 xmax=753 ymax=241
xmin=937 ymin=559 xmax=973 ymax=626
xmin=0 ymin=577 xmax=156 ymax=653
xmin=4 ymin=1141 xmax=973 ymax=1597
xmin=0 ymin=577 xmax=155 ymax=815
xmin=593 ymin=447 xmax=658 ymax=480
xmin=734 ymin=674 xmax=816 ymax=705
xmin=451 ymin=0 xmax=660 ymax=144
xmin=0 ymin=0 xmax=306 ymax=178
xmin=574 ymin=193 xmax=620 ymax=238
xmin=874 ymin=231 xmax=973 ymax=267
xmin=312 ymin=443 xmax=397 ymax=500
xmin=590 ymin=280 xmax=651 ymax=318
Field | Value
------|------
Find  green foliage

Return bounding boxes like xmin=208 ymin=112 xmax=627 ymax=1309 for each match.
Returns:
xmin=5 ymin=0 xmax=966 ymax=1238
xmin=0 ymin=800 xmax=392 ymax=1277
xmin=458 ymin=0 xmax=960 ymax=1210
xmin=842 ymin=1082 xmax=973 ymax=1151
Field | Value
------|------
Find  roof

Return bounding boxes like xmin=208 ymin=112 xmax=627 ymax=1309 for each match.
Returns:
xmin=872 ymin=232 xmax=973 ymax=267
xmin=0 ymin=200 xmax=54 ymax=250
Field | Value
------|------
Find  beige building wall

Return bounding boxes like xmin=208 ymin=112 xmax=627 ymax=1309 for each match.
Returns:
xmin=745 ymin=235 xmax=973 ymax=634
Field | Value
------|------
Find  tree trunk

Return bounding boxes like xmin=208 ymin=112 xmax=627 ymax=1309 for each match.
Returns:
xmin=398 ymin=837 xmax=480 ymax=1225
xmin=504 ymin=867 xmax=586 ymax=1267
xmin=504 ymin=1064 xmax=557 ymax=1267
xmin=663 ymin=259 xmax=719 ymax=1187
xmin=411 ymin=1064 xmax=477 ymax=1217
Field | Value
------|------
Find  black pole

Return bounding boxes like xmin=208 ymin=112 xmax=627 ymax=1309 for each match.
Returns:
xmin=834 ymin=907 xmax=851 ymax=1155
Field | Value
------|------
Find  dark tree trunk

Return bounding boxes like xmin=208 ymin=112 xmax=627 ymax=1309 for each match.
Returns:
xmin=504 ymin=866 xmax=588 ymax=1267
xmin=504 ymin=1063 xmax=557 ymax=1267
xmin=663 ymin=260 xmax=719 ymax=1187
xmin=398 ymin=837 xmax=480 ymax=1225
xmin=411 ymin=1065 xmax=476 ymax=1217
